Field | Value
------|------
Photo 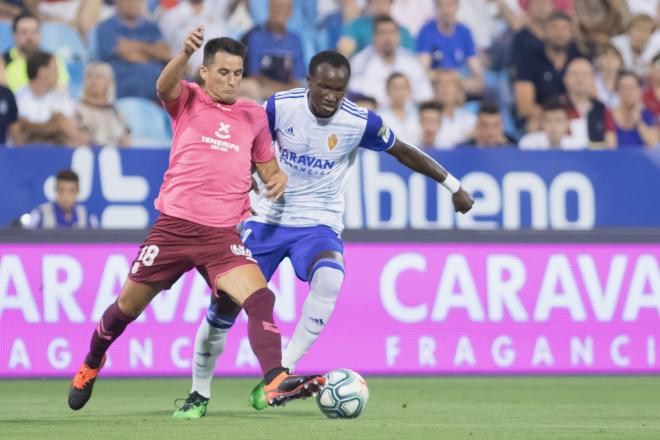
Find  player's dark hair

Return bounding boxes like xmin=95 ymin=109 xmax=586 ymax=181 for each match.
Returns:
xmin=203 ymin=37 xmax=247 ymax=66
xmin=616 ymin=69 xmax=643 ymax=89
xmin=542 ymin=96 xmax=566 ymax=113
xmin=12 ymin=10 xmax=40 ymax=33
xmin=419 ymin=100 xmax=443 ymax=113
xmin=56 ymin=169 xmax=79 ymax=184
xmin=373 ymin=15 xmax=397 ymax=34
xmin=308 ymin=50 xmax=351 ymax=79
xmin=26 ymin=50 xmax=53 ymax=80
xmin=386 ymin=72 xmax=408 ymax=89
xmin=478 ymin=102 xmax=500 ymax=115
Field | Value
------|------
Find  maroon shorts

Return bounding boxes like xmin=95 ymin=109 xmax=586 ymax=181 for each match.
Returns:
xmin=128 ymin=214 xmax=257 ymax=294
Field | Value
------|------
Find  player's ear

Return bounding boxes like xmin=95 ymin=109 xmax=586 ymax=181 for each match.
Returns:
xmin=200 ymin=65 xmax=208 ymax=82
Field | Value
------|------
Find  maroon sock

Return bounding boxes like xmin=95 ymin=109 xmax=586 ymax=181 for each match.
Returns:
xmin=85 ymin=301 xmax=136 ymax=368
xmin=242 ymin=288 xmax=283 ymax=377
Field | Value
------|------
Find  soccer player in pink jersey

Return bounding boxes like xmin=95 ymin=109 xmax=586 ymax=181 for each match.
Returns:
xmin=67 ymin=28 xmax=326 ymax=412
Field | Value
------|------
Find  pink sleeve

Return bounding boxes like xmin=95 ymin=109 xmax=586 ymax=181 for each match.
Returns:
xmin=159 ymin=80 xmax=193 ymax=119
xmin=605 ymin=109 xmax=616 ymax=132
xmin=251 ymin=115 xmax=275 ymax=163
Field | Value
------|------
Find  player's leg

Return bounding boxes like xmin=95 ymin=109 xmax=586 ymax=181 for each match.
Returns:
xmin=68 ymin=215 xmax=192 ymax=410
xmin=283 ymin=226 xmax=345 ymax=371
xmin=215 ymin=264 xmax=325 ymax=406
xmin=68 ymin=280 xmax=166 ymax=410
xmin=186 ymin=222 xmax=285 ymax=402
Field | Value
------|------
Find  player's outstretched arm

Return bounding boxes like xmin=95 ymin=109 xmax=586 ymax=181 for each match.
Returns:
xmin=255 ymin=159 xmax=288 ymax=200
xmin=386 ymin=139 xmax=474 ymax=214
xmin=156 ymin=27 xmax=203 ymax=101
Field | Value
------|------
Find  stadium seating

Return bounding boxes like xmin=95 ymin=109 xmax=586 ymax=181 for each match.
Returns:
xmin=40 ymin=22 xmax=88 ymax=63
xmin=116 ymin=97 xmax=172 ymax=148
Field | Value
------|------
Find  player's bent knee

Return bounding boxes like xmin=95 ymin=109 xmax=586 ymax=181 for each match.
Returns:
xmin=310 ymin=266 xmax=345 ymax=303
xmin=117 ymin=281 xmax=161 ymax=318
xmin=215 ymin=264 xmax=268 ymax=305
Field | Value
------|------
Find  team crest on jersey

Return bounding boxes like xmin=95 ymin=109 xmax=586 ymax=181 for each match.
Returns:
xmin=230 ymin=244 xmax=256 ymax=262
xmin=327 ymin=133 xmax=338 ymax=150
xmin=377 ymin=123 xmax=391 ymax=143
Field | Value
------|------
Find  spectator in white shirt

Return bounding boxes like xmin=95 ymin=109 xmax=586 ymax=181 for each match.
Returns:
xmin=432 ymin=68 xmax=477 ymax=148
xmin=612 ymin=14 xmax=660 ymax=78
xmin=350 ymin=15 xmax=433 ymax=107
xmin=378 ymin=72 xmax=420 ymax=143
xmin=158 ymin=0 xmax=230 ymax=77
xmin=594 ymin=43 xmax=623 ymax=108
xmin=417 ymin=100 xmax=444 ymax=149
xmin=13 ymin=50 xmax=84 ymax=146
xmin=518 ymin=98 xmax=584 ymax=149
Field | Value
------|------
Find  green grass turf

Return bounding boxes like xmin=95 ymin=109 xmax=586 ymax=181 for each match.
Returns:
xmin=1 ymin=376 xmax=659 ymax=440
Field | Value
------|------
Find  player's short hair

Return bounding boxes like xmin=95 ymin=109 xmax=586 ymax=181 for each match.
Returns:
xmin=419 ymin=100 xmax=444 ymax=114
xmin=386 ymin=72 xmax=409 ymax=89
xmin=26 ymin=50 xmax=53 ymax=80
xmin=616 ymin=69 xmax=643 ymax=89
xmin=203 ymin=37 xmax=247 ymax=66
xmin=478 ymin=102 xmax=500 ymax=116
xmin=12 ymin=10 xmax=40 ymax=33
xmin=542 ymin=96 xmax=566 ymax=113
xmin=56 ymin=169 xmax=79 ymax=184
xmin=373 ymin=15 xmax=398 ymax=34
xmin=308 ymin=50 xmax=351 ymax=79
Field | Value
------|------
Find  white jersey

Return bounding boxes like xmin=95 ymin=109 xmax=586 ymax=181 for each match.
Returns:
xmin=252 ymin=88 xmax=396 ymax=232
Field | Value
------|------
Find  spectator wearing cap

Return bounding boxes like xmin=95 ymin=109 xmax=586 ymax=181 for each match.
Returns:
xmin=560 ymin=57 xmax=609 ymax=148
xmin=605 ymin=70 xmax=658 ymax=148
xmin=25 ymin=169 xmax=97 ymax=229
xmin=432 ymin=69 xmax=477 ymax=148
xmin=350 ymin=15 xmax=432 ymax=107
xmin=594 ymin=44 xmax=623 ymax=108
xmin=514 ymin=11 xmax=584 ymax=131
xmin=518 ymin=97 xmax=584 ymax=149
xmin=3 ymin=11 xmax=69 ymax=93
xmin=13 ymin=50 xmax=84 ymax=146
xmin=417 ymin=0 xmax=484 ymax=96
xmin=75 ymin=62 xmax=131 ymax=147
xmin=612 ymin=14 xmax=660 ymax=79
xmin=96 ymin=0 xmax=171 ymax=100
xmin=338 ymin=0 xmax=415 ymax=58
xmin=417 ymin=100 xmax=444 ymax=149
xmin=462 ymin=103 xmax=516 ymax=147
xmin=378 ymin=72 xmax=420 ymax=144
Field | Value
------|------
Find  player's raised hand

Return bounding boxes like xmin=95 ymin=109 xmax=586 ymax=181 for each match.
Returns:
xmin=184 ymin=27 xmax=204 ymax=56
xmin=452 ymin=188 xmax=474 ymax=214
xmin=265 ymin=169 xmax=288 ymax=200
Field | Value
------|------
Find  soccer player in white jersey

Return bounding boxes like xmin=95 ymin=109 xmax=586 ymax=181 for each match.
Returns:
xmin=172 ymin=51 xmax=473 ymax=418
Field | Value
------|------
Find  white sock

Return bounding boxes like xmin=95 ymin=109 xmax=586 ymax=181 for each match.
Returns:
xmin=191 ymin=318 xmax=228 ymax=399
xmin=282 ymin=266 xmax=344 ymax=371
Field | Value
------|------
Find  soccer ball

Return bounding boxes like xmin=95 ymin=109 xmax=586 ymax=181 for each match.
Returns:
xmin=316 ymin=369 xmax=369 ymax=419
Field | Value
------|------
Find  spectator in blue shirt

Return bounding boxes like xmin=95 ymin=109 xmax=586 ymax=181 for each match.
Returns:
xmin=26 ymin=169 xmax=98 ymax=229
xmin=417 ymin=0 xmax=484 ymax=96
xmin=240 ymin=0 xmax=305 ymax=101
xmin=605 ymin=70 xmax=658 ymax=149
xmin=0 ymin=85 xmax=18 ymax=145
xmin=95 ymin=0 xmax=171 ymax=101
xmin=338 ymin=0 xmax=415 ymax=58
xmin=514 ymin=11 xmax=583 ymax=132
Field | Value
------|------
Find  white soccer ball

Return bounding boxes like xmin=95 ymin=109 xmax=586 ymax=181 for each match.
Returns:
xmin=316 ymin=368 xmax=369 ymax=419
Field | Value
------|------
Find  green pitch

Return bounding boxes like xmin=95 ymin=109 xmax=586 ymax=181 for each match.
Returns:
xmin=1 ymin=376 xmax=660 ymax=440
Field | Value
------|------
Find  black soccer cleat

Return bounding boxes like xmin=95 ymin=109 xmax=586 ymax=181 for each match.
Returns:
xmin=68 ymin=355 xmax=106 ymax=410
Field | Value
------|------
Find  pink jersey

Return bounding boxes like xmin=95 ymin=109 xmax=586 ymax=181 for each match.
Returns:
xmin=155 ymin=81 xmax=274 ymax=228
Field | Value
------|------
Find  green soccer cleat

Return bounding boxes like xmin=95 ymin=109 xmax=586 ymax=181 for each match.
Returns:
xmin=172 ymin=391 xmax=209 ymax=419
xmin=249 ymin=380 xmax=268 ymax=410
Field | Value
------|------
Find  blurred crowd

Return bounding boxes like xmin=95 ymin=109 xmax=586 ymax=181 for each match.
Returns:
xmin=1 ymin=0 xmax=660 ymax=150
